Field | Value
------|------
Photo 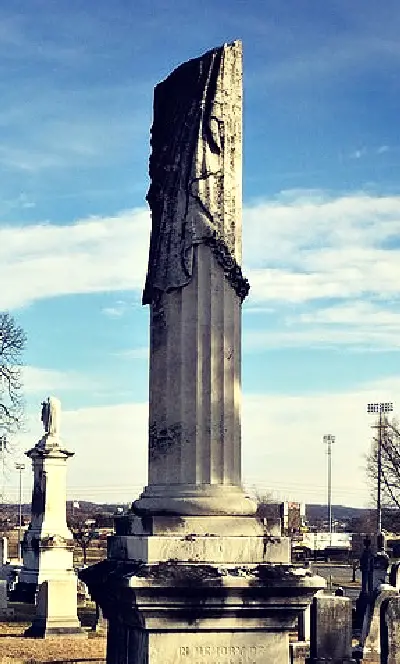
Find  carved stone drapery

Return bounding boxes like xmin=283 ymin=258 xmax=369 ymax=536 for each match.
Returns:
xmin=143 ymin=41 xmax=248 ymax=305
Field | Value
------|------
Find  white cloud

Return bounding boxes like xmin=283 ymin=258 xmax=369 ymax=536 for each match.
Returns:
xmin=22 ymin=366 xmax=97 ymax=396
xmin=244 ymin=301 xmax=400 ymax=351
xmin=242 ymin=191 xmax=400 ymax=350
xmin=2 ymin=190 xmax=400 ymax=350
xmin=0 ymin=208 xmax=150 ymax=309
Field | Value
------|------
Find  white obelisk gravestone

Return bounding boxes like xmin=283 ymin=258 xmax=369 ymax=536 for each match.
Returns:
xmin=18 ymin=397 xmax=84 ymax=637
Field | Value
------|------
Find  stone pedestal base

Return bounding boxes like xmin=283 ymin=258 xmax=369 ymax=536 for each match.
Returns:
xmin=133 ymin=484 xmax=258 ymax=516
xmin=112 ymin=512 xmax=290 ymax=565
xmin=24 ymin=578 xmax=86 ymax=639
xmin=81 ymin=560 xmax=325 ymax=664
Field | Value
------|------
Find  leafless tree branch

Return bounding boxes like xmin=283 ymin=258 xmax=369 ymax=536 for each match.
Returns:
xmin=0 ymin=312 xmax=26 ymax=439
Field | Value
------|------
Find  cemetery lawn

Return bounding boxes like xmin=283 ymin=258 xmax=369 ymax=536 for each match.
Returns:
xmin=0 ymin=605 xmax=105 ymax=663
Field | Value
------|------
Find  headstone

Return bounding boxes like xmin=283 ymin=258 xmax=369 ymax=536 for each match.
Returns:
xmin=389 ymin=561 xmax=400 ymax=590
xmin=0 ymin=579 xmax=7 ymax=611
xmin=80 ymin=40 xmax=326 ymax=664
xmin=0 ymin=537 xmax=8 ymax=565
xmin=383 ymin=595 xmax=400 ymax=664
xmin=306 ymin=595 xmax=355 ymax=663
xmin=372 ymin=551 xmax=390 ymax=590
xmin=0 ymin=579 xmax=13 ymax=617
xmin=298 ymin=604 xmax=311 ymax=642
xmin=92 ymin=603 xmax=107 ymax=635
xmin=25 ymin=579 xmax=86 ymax=638
xmin=356 ymin=585 xmax=399 ymax=661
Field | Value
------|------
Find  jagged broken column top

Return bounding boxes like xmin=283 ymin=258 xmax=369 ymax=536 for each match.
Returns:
xmin=143 ymin=40 xmax=248 ymax=305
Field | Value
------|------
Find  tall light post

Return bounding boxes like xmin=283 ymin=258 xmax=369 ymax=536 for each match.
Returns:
xmin=323 ymin=434 xmax=335 ymax=539
xmin=367 ymin=402 xmax=393 ymax=548
xmin=0 ymin=435 xmax=6 ymax=504
xmin=15 ymin=462 xmax=25 ymax=561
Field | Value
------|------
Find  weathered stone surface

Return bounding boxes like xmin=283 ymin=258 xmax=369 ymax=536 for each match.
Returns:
xmin=129 ymin=632 xmax=285 ymax=664
xmin=307 ymin=595 xmax=355 ymax=663
xmin=356 ymin=585 xmax=399 ymax=661
xmin=383 ymin=595 xmax=400 ymax=664
xmin=107 ymin=532 xmax=290 ymax=564
xmin=135 ymin=41 xmax=253 ymax=518
xmin=115 ymin=513 xmax=268 ymax=537
xmin=143 ymin=41 xmax=245 ymax=304
xmin=82 ymin=561 xmax=325 ymax=664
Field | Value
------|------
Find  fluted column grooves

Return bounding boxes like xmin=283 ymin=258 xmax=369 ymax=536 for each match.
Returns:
xmin=148 ymin=244 xmax=241 ymax=487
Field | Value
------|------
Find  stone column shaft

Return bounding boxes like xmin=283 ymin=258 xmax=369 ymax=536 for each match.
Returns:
xmin=148 ymin=245 xmax=241 ymax=486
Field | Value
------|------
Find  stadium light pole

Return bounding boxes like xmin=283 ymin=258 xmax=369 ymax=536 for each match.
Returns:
xmin=367 ymin=402 xmax=393 ymax=548
xmin=15 ymin=462 xmax=25 ymax=561
xmin=323 ymin=434 xmax=335 ymax=539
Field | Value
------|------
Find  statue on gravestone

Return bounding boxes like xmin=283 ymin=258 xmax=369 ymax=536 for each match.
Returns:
xmin=143 ymin=41 xmax=249 ymax=307
xmin=40 ymin=397 xmax=61 ymax=436
xmin=41 ymin=400 xmax=50 ymax=433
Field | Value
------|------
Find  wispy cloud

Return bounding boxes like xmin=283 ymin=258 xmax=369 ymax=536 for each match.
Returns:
xmin=348 ymin=145 xmax=392 ymax=160
xmin=23 ymin=366 xmax=98 ymax=395
xmin=116 ymin=347 xmax=149 ymax=360
xmin=350 ymin=147 xmax=367 ymax=160
xmin=102 ymin=300 xmax=128 ymax=318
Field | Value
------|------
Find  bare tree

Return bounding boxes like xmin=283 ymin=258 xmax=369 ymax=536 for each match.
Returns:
xmin=366 ymin=417 xmax=400 ymax=511
xmin=0 ymin=312 xmax=26 ymax=436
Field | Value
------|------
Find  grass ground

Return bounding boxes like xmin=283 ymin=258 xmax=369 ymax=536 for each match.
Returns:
xmin=0 ymin=604 xmax=106 ymax=664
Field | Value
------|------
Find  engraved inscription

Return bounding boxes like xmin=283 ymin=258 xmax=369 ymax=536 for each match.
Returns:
xmin=178 ymin=644 xmax=266 ymax=663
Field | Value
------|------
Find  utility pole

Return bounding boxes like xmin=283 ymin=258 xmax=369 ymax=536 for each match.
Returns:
xmin=15 ymin=462 xmax=25 ymax=561
xmin=0 ymin=435 xmax=6 ymax=504
xmin=367 ymin=402 xmax=393 ymax=550
xmin=323 ymin=434 xmax=335 ymax=542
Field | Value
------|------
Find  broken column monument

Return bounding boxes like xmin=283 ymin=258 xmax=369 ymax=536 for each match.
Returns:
xmin=81 ymin=40 xmax=324 ymax=664
xmin=16 ymin=397 xmax=84 ymax=637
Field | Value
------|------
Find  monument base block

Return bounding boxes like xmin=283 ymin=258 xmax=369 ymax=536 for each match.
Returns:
xmin=112 ymin=512 xmax=289 ymax=564
xmin=24 ymin=578 xmax=86 ymax=639
xmin=81 ymin=560 xmax=325 ymax=664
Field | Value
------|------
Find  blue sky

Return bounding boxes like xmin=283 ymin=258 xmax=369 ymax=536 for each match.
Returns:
xmin=2 ymin=0 xmax=400 ymax=508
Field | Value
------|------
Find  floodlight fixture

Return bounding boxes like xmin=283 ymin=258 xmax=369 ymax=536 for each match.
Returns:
xmin=366 ymin=400 xmax=394 ymax=549
xmin=367 ymin=402 xmax=393 ymax=414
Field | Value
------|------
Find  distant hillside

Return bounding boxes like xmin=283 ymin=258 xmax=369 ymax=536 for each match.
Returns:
xmin=306 ymin=504 xmax=371 ymax=523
